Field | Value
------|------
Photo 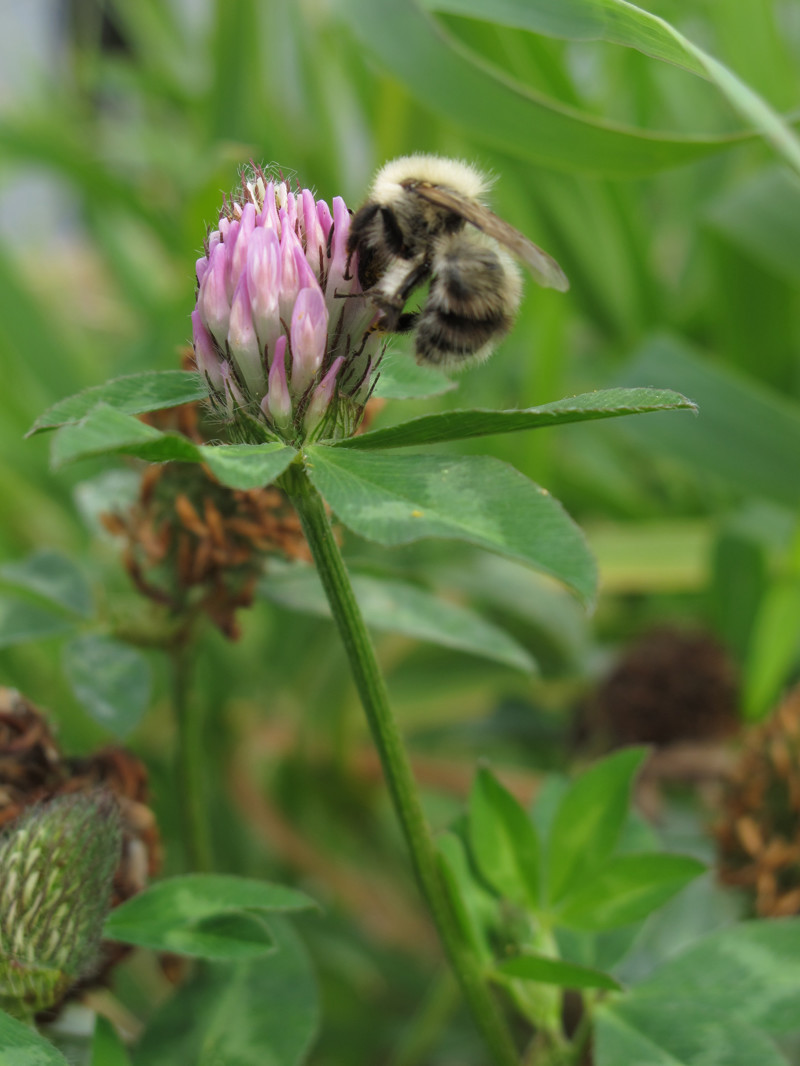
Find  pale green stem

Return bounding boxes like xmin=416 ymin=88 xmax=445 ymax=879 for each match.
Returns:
xmin=171 ymin=637 xmax=213 ymax=873
xmin=281 ymin=461 xmax=520 ymax=1066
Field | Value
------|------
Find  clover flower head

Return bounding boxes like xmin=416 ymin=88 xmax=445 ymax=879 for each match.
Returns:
xmin=193 ymin=165 xmax=383 ymax=443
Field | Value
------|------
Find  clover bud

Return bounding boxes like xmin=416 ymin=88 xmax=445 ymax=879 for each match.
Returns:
xmin=0 ymin=793 xmax=122 ymax=1020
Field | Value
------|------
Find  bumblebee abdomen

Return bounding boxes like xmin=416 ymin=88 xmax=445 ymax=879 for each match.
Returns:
xmin=415 ymin=307 xmax=509 ymax=363
xmin=431 ymin=235 xmax=520 ymax=318
xmin=413 ymin=235 xmax=522 ymax=368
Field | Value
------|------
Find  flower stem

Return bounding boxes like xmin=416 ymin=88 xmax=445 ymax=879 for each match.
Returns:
xmin=282 ymin=461 xmax=520 ymax=1066
xmin=170 ymin=635 xmax=213 ymax=873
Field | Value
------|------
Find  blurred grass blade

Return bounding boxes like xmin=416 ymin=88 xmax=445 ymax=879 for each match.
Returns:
xmin=209 ymin=0 xmax=263 ymax=141
xmin=339 ymin=0 xmax=789 ymax=178
xmin=335 ymin=388 xmax=696 ymax=450
xmin=0 ymin=115 xmax=163 ymax=229
xmin=586 ymin=520 xmax=712 ymax=595
xmin=614 ymin=335 xmax=800 ymax=508
xmin=743 ymin=575 xmax=800 ymax=720
xmin=424 ymin=0 xmax=800 ymax=174
xmin=706 ymin=166 xmax=800 ymax=286
xmin=338 ymin=0 xmax=768 ymax=178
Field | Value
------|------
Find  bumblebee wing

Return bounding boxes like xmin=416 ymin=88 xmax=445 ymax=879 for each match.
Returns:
xmin=406 ymin=182 xmax=569 ymax=292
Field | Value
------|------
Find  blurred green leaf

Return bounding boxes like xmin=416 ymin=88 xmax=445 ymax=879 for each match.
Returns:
xmin=424 ymin=0 xmax=605 ymax=38
xmin=0 ymin=550 xmax=93 ymax=618
xmin=615 ymin=335 xmax=800 ymax=507
xmin=0 ymin=114 xmax=163 ymax=231
xmin=105 ymin=875 xmax=317 ymax=959
xmin=0 ymin=597 xmax=75 ymax=649
xmin=0 ymin=1009 xmax=69 ymax=1065
xmin=706 ymin=166 xmax=800 ymax=286
xmin=437 ymin=832 xmax=494 ymax=963
xmin=423 ymin=0 xmax=800 ymax=174
xmin=587 ymin=520 xmax=711 ymax=594
xmin=629 ymin=918 xmax=800 ymax=1034
xmin=260 ymin=566 xmax=536 ymax=672
xmin=29 ymin=372 xmax=208 ymax=436
xmin=710 ymin=531 xmax=767 ymax=662
xmin=334 ymin=388 xmax=696 ymax=450
xmin=435 ymin=554 xmax=590 ymax=668
xmin=469 ymin=767 xmax=541 ymax=907
xmin=304 ymin=447 xmax=597 ymax=603
xmin=91 ymin=1017 xmax=131 ymax=1066
xmin=373 ymin=348 xmax=457 ymax=399
xmin=743 ymin=577 xmax=800 ymax=719
xmin=595 ymin=1000 xmax=787 ymax=1066
xmin=132 ymin=918 xmax=319 ymax=1066
xmin=0 ymin=246 xmax=81 ymax=404
xmin=159 ymin=911 xmax=275 ymax=961
xmin=63 ymin=635 xmax=151 ymax=738
xmin=547 ymin=748 xmax=649 ymax=904
xmin=339 ymin=0 xmax=780 ymax=178
xmin=556 ymin=853 xmax=706 ymax=931
xmin=209 ymin=0 xmax=263 ymax=142
xmin=495 ymin=953 xmax=621 ymax=991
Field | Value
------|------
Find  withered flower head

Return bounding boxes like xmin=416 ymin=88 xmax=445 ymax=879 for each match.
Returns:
xmin=0 ymin=687 xmax=161 ymax=900
xmin=716 ymin=685 xmax=800 ymax=918
xmin=102 ymin=457 xmax=311 ymax=639
xmin=0 ymin=689 xmax=62 ymax=829
xmin=582 ymin=626 xmax=739 ymax=749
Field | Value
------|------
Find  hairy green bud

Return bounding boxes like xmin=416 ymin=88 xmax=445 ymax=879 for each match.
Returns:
xmin=0 ymin=792 xmax=122 ymax=1019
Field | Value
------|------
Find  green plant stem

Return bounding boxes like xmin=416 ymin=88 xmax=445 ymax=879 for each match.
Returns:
xmin=170 ymin=636 xmax=213 ymax=873
xmin=282 ymin=461 xmax=520 ymax=1066
xmin=568 ymin=1005 xmax=593 ymax=1066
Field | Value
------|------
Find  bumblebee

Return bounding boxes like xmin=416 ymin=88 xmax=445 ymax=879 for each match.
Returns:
xmin=346 ymin=155 xmax=568 ymax=368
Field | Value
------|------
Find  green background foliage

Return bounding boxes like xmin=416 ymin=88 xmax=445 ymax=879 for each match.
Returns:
xmin=1 ymin=0 xmax=799 ymax=1063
